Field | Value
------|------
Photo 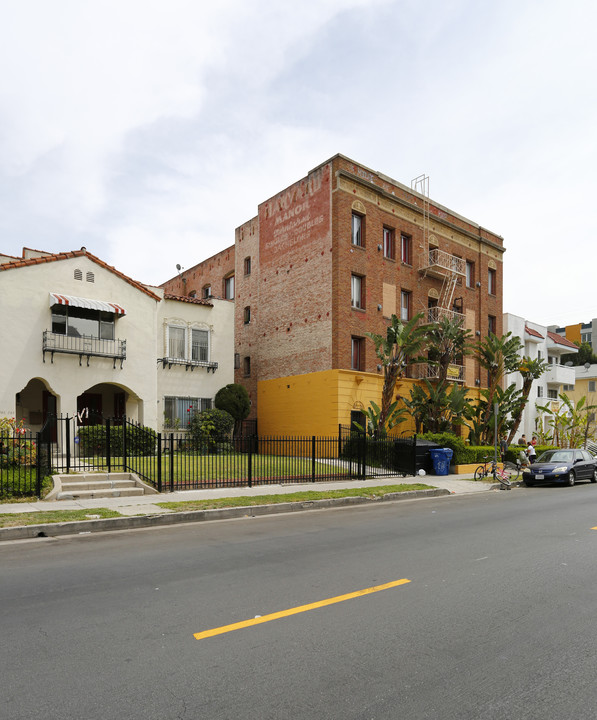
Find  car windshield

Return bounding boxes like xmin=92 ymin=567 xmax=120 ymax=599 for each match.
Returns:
xmin=537 ymin=450 xmax=574 ymax=463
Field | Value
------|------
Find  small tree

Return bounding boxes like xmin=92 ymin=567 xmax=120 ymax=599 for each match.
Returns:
xmin=215 ymin=384 xmax=250 ymax=436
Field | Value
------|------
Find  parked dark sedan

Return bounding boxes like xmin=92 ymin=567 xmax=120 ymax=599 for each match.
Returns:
xmin=523 ymin=449 xmax=597 ymax=487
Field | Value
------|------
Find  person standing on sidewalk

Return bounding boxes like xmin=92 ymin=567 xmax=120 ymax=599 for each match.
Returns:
xmin=527 ymin=441 xmax=537 ymax=465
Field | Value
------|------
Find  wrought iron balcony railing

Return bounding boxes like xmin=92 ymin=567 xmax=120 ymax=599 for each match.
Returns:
xmin=43 ymin=330 xmax=126 ymax=368
xmin=411 ymin=362 xmax=465 ymax=383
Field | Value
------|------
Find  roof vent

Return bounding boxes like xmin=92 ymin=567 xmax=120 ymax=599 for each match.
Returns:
xmin=74 ymin=269 xmax=83 ymax=280
xmin=86 ymin=271 xmax=95 ymax=283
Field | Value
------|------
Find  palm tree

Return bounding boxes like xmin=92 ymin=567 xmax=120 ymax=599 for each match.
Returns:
xmin=507 ymin=356 xmax=548 ymax=444
xmin=474 ymin=331 xmax=523 ymax=442
xmin=366 ymin=313 xmax=428 ymax=434
xmin=425 ymin=316 xmax=473 ymax=384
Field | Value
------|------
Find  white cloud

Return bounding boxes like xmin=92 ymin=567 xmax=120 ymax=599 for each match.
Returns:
xmin=1 ymin=0 xmax=597 ymax=325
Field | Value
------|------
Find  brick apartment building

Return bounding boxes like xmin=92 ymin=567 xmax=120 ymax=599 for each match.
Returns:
xmin=162 ymin=154 xmax=504 ymax=435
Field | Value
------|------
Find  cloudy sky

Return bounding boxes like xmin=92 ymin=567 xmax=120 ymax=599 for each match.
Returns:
xmin=1 ymin=0 xmax=595 ymax=326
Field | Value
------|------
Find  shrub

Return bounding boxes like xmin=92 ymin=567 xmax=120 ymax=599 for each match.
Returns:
xmin=77 ymin=424 xmax=157 ymax=457
xmin=0 ymin=417 xmax=36 ymax=467
xmin=189 ymin=408 xmax=234 ymax=447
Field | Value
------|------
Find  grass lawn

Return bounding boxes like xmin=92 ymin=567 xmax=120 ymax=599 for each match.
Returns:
xmin=0 ymin=483 xmax=433 ymax=527
xmin=120 ymin=453 xmax=354 ymax=485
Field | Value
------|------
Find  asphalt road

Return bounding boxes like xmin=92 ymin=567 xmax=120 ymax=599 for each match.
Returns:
xmin=2 ymin=485 xmax=597 ymax=719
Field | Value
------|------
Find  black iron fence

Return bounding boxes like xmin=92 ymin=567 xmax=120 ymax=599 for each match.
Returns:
xmin=2 ymin=417 xmax=418 ymax=498
xmin=0 ymin=430 xmax=42 ymax=497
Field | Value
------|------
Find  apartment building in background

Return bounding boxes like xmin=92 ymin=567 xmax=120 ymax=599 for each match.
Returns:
xmin=504 ymin=313 xmax=578 ymax=439
xmin=162 ymin=154 xmax=505 ymax=435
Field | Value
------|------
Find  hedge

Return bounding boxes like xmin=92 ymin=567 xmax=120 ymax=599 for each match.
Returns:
xmin=77 ymin=424 xmax=157 ymax=457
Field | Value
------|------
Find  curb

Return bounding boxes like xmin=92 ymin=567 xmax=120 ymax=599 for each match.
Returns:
xmin=0 ymin=488 xmax=451 ymax=542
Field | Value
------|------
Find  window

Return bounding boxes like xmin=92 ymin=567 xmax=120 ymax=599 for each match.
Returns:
xmin=400 ymin=291 xmax=411 ymax=321
xmin=589 ymin=381 xmax=596 ymax=393
xmin=243 ymin=356 xmax=251 ymax=376
xmin=164 ymin=396 xmax=212 ymax=429
xmin=383 ymin=228 xmax=395 ymax=260
xmin=244 ymin=257 xmax=251 ymax=276
xmin=488 ymin=315 xmax=496 ymax=335
xmin=466 ymin=261 xmax=475 ymax=288
xmin=202 ymin=284 xmax=211 ymax=299
xmin=168 ymin=326 xmax=186 ymax=359
xmin=400 ymin=234 xmax=411 ymax=265
xmin=351 ymin=213 xmax=363 ymax=247
xmin=537 ymin=386 xmax=543 ymax=397
xmin=188 ymin=290 xmax=197 ymax=298
xmin=351 ymin=337 xmax=364 ymax=370
xmin=224 ymin=275 xmax=235 ymax=299
xmin=537 ymin=350 xmax=543 ymax=361
xmin=244 ymin=306 xmax=251 ymax=324
xmin=51 ymin=305 xmax=115 ymax=340
xmin=582 ymin=332 xmax=592 ymax=344
xmin=488 ymin=268 xmax=496 ymax=295
xmin=563 ymin=384 xmax=574 ymax=391
xmin=548 ymin=389 xmax=558 ymax=399
xmin=351 ymin=275 xmax=364 ymax=309
xmin=191 ymin=329 xmax=209 ymax=363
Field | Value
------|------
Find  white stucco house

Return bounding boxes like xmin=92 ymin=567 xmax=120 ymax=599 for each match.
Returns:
xmin=0 ymin=247 xmax=234 ymax=434
xmin=504 ymin=313 xmax=578 ymax=439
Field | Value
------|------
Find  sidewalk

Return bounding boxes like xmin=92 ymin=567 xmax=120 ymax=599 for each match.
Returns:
xmin=0 ymin=473 xmax=493 ymax=517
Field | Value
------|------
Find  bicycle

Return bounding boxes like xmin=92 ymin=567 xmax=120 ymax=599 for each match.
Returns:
xmin=474 ymin=456 xmax=521 ymax=486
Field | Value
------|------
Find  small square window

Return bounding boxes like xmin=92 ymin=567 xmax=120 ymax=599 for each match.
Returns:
xmin=244 ymin=257 xmax=251 ymax=276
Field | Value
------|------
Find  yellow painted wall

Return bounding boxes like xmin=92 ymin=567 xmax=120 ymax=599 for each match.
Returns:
xmin=258 ymin=369 xmax=421 ymax=437
xmin=565 ymin=323 xmax=582 ymax=345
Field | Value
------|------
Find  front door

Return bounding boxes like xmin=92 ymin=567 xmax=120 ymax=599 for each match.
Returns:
xmin=77 ymin=393 xmax=103 ymax=426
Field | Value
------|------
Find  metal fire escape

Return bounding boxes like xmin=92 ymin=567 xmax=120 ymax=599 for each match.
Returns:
xmin=410 ymin=174 xmax=466 ymax=382
xmin=411 ymin=174 xmax=465 ymax=326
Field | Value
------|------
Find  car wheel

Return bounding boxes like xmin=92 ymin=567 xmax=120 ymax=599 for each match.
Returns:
xmin=567 ymin=471 xmax=576 ymax=487
xmin=592 ymin=469 xmax=597 ymax=483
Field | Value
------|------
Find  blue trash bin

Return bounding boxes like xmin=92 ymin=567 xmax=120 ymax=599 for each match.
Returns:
xmin=429 ymin=448 xmax=453 ymax=476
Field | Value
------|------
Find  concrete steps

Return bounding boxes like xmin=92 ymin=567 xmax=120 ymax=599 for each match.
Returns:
xmin=47 ymin=473 xmax=157 ymax=501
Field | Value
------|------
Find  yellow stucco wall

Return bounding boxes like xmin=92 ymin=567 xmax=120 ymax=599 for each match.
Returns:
xmin=565 ymin=324 xmax=582 ymax=345
xmin=257 ymin=369 xmax=421 ymax=436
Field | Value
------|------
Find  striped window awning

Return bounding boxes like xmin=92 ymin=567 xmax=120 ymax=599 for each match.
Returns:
xmin=49 ymin=293 xmax=126 ymax=315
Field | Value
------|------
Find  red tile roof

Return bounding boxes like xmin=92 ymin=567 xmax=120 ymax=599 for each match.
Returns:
xmin=525 ymin=325 xmax=544 ymax=339
xmin=547 ymin=331 xmax=578 ymax=349
xmin=0 ymin=248 xmax=161 ymax=301
xmin=163 ymin=292 xmax=213 ymax=306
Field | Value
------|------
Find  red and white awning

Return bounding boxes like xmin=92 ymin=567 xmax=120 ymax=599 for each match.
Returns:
xmin=49 ymin=293 xmax=126 ymax=315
